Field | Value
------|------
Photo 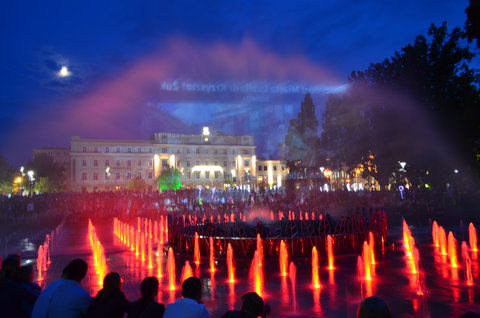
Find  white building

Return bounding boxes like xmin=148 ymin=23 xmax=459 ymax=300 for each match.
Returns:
xmin=256 ymin=159 xmax=288 ymax=187
xmin=70 ymin=128 xmax=256 ymax=192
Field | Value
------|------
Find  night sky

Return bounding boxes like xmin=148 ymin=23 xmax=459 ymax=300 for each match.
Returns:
xmin=0 ymin=0 xmax=470 ymax=166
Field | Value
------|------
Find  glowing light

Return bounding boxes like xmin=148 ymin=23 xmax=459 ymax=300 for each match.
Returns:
xmin=227 ymin=243 xmax=235 ymax=284
xmin=312 ymin=246 xmax=321 ymax=289
xmin=191 ymin=165 xmax=224 ymax=173
xmin=469 ymin=223 xmax=478 ymax=252
xmin=202 ymin=126 xmax=210 ymax=136
xmin=279 ymin=240 xmax=289 ymax=277
xmin=58 ymin=66 xmax=71 ymax=77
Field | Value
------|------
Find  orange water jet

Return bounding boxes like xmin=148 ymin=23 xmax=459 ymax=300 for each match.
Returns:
xmin=157 ymin=243 xmax=164 ymax=278
xmin=368 ymin=232 xmax=376 ymax=265
xmin=249 ymin=251 xmax=264 ymax=296
xmin=256 ymin=234 xmax=264 ymax=267
xmin=181 ymin=260 xmax=194 ymax=283
xmin=194 ymin=232 xmax=201 ymax=266
xmin=327 ymin=235 xmax=334 ymax=270
xmin=312 ymin=246 xmax=321 ymax=289
xmin=439 ymin=226 xmax=447 ymax=256
xmin=462 ymin=241 xmax=474 ymax=286
xmin=209 ymin=237 xmax=215 ymax=273
xmin=167 ymin=247 xmax=176 ymax=291
xmin=362 ymin=241 xmax=372 ymax=281
xmin=147 ymin=234 xmax=153 ymax=269
xmin=448 ymin=231 xmax=459 ymax=268
xmin=227 ymin=243 xmax=235 ymax=284
xmin=469 ymin=223 xmax=478 ymax=252
xmin=279 ymin=240 xmax=289 ymax=277
xmin=289 ymin=261 xmax=297 ymax=313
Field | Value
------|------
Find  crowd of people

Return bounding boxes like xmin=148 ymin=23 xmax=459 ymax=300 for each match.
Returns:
xmin=0 ymin=187 xmax=469 ymax=226
xmin=0 ymin=254 xmax=400 ymax=318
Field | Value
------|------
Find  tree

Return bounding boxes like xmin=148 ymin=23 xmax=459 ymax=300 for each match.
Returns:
xmin=0 ymin=156 xmax=15 ymax=194
xmin=465 ymin=0 xmax=480 ymax=48
xmin=285 ymin=92 xmax=320 ymax=172
xmin=157 ymin=167 xmax=182 ymax=191
xmin=125 ymin=177 xmax=148 ymax=192
xmin=321 ymin=23 xmax=480 ymax=189
xmin=25 ymin=153 xmax=65 ymax=192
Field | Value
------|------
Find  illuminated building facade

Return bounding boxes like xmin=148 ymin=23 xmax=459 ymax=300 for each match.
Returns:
xmin=70 ymin=129 xmax=256 ymax=192
xmin=256 ymin=159 xmax=288 ymax=187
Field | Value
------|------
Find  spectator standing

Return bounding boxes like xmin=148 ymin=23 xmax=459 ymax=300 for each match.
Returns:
xmin=32 ymin=259 xmax=91 ymax=318
xmin=127 ymin=277 xmax=165 ymax=318
xmin=164 ymin=277 xmax=211 ymax=318
xmin=87 ymin=272 xmax=130 ymax=318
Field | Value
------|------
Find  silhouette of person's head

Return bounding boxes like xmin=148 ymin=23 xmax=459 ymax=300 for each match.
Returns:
xmin=103 ymin=272 xmax=122 ymax=293
xmin=1 ymin=254 xmax=21 ymax=280
xmin=140 ymin=277 xmax=159 ymax=299
xmin=181 ymin=277 xmax=202 ymax=302
xmin=18 ymin=264 xmax=34 ymax=283
xmin=240 ymin=292 xmax=264 ymax=318
xmin=357 ymin=296 xmax=392 ymax=318
xmin=62 ymin=259 xmax=88 ymax=282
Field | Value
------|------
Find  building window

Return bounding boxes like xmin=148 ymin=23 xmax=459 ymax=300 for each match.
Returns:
xmin=244 ymin=160 xmax=250 ymax=166
xmin=205 ymin=161 xmax=209 ymax=165
xmin=93 ymin=160 xmax=98 ymax=167
xmin=93 ymin=172 xmax=98 ymax=181
xmin=138 ymin=147 xmax=142 ymax=153
xmin=177 ymin=148 xmax=181 ymax=154
xmin=94 ymin=147 xmax=98 ymax=153
xmin=137 ymin=172 xmax=142 ymax=179
xmin=127 ymin=160 xmax=131 ymax=168
xmin=223 ymin=161 xmax=227 ymax=167
xmin=232 ymin=149 xmax=236 ymax=155
xmin=232 ymin=161 xmax=235 ymax=166
xmin=162 ymin=148 xmax=167 ymax=153
xmin=82 ymin=173 xmax=87 ymax=180
xmin=243 ymin=149 xmax=249 ymax=155
xmin=116 ymin=160 xmax=121 ymax=167
xmin=105 ymin=147 xmax=110 ymax=153
xmin=205 ymin=171 xmax=210 ymax=179
xmin=126 ymin=147 xmax=130 ymax=153
xmin=148 ymin=172 xmax=153 ymax=179
xmin=105 ymin=160 xmax=109 ymax=167
xmin=195 ymin=148 xmax=200 ymax=154
xmin=214 ymin=161 xmax=218 ymax=166
xmin=148 ymin=160 xmax=152 ymax=167
xmin=127 ymin=173 xmax=131 ymax=180
xmin=215 ymin=172 xmax=219 ymax=179
xmin=264 ymin=166 xmax=267 ymax=170
xmin=196 ymin=161 xmax=200 ymax=165
xmin=282 ymin=166 xmax=285 ymax=171
xmin=105 ymin=173 xmax=109 ymax=180
xmin=116 ymin=147 xmax=120 ymax=153
xmin=187 ymin=172 xmax=191 ymax=179
xmin=187 ymin=148 xmax=191 ymax=154
xmin=82 ymin=160 xmax=87 ymax=167
xmin=223 ymin=149 xmax=227 ymax=154
xmin=186 ymin=161 xmax=190 ymax=167
xmin=273 ymin=166 xmax=277 ymax=171
xmin=116 ymin=173 xmax=120 ymax=180
xmin=82 ymin=147 xmax=87 ymax=153
xmin=149 ymin=148 xmax=153 ymax=153
xmin=205 ymin=149 xmax=209 ymax=154
xmin=258 ymin=166 xmax=262 ymax=171
xmin=195 ymin=172 xmax=200 ymax=179
xmin=214 ymin=149 xmax=218 ymax=154
xmin=137 ymin=160 xmax=142 ymax=167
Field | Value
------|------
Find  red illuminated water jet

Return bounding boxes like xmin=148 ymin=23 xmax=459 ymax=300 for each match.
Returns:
xmin=312 ymin=246 xmax=321 ymax=289
xmin=227 ymin=243 xmax=235 ymax=284
xmin=279 ymin=240 xmax=289 ymax=277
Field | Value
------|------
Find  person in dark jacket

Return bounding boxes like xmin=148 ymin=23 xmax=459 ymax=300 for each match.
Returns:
xmin=128 ymin=277 xmax=165 ymax=318
xmin=87 ymin=272 xmax=130 ymax=318
xmin=0 ymin=255 xmax=38 ymax=318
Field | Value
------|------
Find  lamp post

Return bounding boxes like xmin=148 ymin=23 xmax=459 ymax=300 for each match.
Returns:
xmin=27 ymin=170 xmax=35 ymax=196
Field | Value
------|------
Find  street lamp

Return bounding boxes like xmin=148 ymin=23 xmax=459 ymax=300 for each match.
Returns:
xmin=27 ymin=170 xmax=35 ymax=196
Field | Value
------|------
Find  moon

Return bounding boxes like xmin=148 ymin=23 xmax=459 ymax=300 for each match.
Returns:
xmin=57 ymin=66 xmax=71 ymax=77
